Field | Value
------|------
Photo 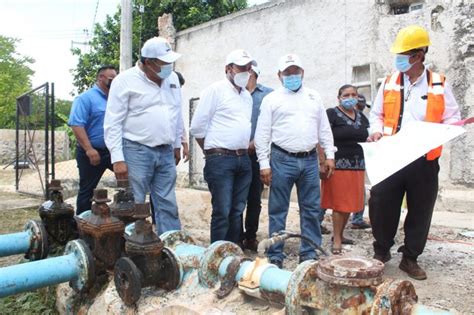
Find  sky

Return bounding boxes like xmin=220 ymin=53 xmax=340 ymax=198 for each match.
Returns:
xmin=0 ymin=0 xmax=268 ymax=100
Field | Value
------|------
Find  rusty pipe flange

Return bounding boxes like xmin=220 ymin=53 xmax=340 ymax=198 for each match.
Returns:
xmin=114 ymin=257 xmax=143 ymax=306
xmin=285 ymin=260 xmax=319 ymax=314
xmin=160 ymin=230 xmax=196 ymax=250
xmin=317 ymin=255 xmax=384 ymax=287
xmin=24 ymin=220 xmax=49 ymax=261
xmin=159 ymin=247 xmax=183 ymax=290
xmin=198 ymin=241 xmax=243 ymax=288
xmin=370 ymin=279 xmax=418 ymax=315
xmin=65 ymin=239 xmax=96 ymax=293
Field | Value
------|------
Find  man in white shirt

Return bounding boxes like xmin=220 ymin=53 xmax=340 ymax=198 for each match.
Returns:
xmin=190 ymin=49 xmax=255 ymax=244
xmin=255 ymin=54 xmax=336 ymax=268
xmin=367 ymin=26 xmax=460 ymax=280
xmin=104 ymin=37 xmax=185 ymax=235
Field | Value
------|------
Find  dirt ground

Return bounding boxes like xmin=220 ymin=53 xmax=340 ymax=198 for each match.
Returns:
xmin=0 ymin=163 xmax=473 ymax=314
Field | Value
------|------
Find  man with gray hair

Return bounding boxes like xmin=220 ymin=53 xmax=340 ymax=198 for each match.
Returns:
xmin=104 ymin=37 xmax=185 ymax=235
xmin=190 ymin=49 xmax=255 ymax=244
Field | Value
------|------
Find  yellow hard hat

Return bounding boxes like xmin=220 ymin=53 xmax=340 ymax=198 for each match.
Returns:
xmin=390 ymin=25 xmax=431 ymax=54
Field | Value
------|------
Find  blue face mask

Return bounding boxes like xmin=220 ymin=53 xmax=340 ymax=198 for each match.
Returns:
xmin=157 ymin=64 xmax=173 ymax=79
xmin=395 ymin=54 xmax=413 ymax=73
xmin=282 ymin=74 xmax=302 ymax=91
xmin=340 ymin=98 xmax=358 ymax=110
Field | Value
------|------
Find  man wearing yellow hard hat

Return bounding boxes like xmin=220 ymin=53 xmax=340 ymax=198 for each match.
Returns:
xmin=367 ymin=25 xmax=460 ymax=280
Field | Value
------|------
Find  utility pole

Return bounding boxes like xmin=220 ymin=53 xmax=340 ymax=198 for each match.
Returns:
xmin=120 ymin=0 xmax=133 ymax=71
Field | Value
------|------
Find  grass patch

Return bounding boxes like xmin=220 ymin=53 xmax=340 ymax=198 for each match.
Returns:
xmin=0 ymin=287 xmax=58 ymax=315
xmin=0 ymin=207 xmax=39 ymax=233
xmin=0 ymin=206 xmax=58 ymax=314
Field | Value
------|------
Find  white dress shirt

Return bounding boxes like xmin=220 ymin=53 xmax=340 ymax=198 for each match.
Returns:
xmin=370 ymin=68 xmax=461 ymax=135
xmin=104 ymin=65 xmax=184 ymax=163
xmin=190 ymin=79 xmax=252 ymax=150
xmin=255 ymin=86 xmax=336 ymax=170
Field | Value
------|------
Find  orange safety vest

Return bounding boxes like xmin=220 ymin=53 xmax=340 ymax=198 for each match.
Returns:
xmin=382 ymin=70 xmax=445 ymax=160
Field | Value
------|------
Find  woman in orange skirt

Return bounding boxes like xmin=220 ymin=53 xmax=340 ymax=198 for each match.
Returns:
xmin=321 ymin=84 xmax=369 ymax=254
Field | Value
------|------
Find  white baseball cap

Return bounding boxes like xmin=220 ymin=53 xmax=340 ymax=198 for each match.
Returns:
xmin=141 ymin=37 xmax=181 ymax=63
xmin=278 ymin=54 xmax=303 ymax=72
xmin=251 ymin=65 xmax=261 ymax=76
xmin=225 ymin=49 xmax=257 ymax=66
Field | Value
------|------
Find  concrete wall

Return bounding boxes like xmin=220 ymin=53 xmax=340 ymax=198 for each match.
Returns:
xmin=172 ymin=0 xmax=473 ymax=210
xmin=0 ymin=129 xmax=70 ymax=165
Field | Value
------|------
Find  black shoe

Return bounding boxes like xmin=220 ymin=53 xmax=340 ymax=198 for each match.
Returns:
xmin=373 ymin=252 xmax=392 ymax=263
xmin=243 ymin=239 xmax=258 ymax=252
xmin=351 ymin=222 xmax=371 ymax=229
xmin=399 ymin=257 xmax=427 ymax=280
xmin=320 ymin=225 xmax=330 ymax=235
xmin=270 ymin=259 xmax=283 ymax=269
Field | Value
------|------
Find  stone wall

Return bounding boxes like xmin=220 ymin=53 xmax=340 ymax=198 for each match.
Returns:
xmin=169 ymin=0 xmax=473 ymax=210
xmin=0 ymin=129 xmax=71 ymax=165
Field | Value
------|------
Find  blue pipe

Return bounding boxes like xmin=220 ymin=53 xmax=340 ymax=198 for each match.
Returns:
xmin=0 ymin=231 xmax=31 ymax=257
xmin=259 ymin=267 xmax=292 ymax=295
xmin=0 ymin=252 xmax=79 ymax=297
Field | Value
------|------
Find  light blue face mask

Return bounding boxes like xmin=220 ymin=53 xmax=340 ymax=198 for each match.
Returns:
xmin=157 ymin=64 xmax=173 ymax=79
xmin=395 ymin=54 xmax=413 ymax=73
xmin=340 ymin=98 xmax=358 ymax=110
xmin=282 ymin=74 xmax=302 ymax=91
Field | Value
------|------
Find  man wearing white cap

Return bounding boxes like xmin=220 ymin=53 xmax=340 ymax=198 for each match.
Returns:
xmin=190 ymin=49 xmax=255 ymax=244
xmin=240 ymin=65 xmax=273 ymax=251
xmin=104 ymin=37 xmax=184 ymax=235
xmin=255 ymin=54 xmax=336 ymax=268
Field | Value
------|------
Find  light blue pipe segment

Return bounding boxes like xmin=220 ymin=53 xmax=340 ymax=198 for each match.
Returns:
xmin=236 ymin=261 xmax=252 ymax=281
xmin=0 ymin=253 xmax=79 ymax=297
xmin=77 ymin=210 xmax=91 ymax=219
xmin=218 ymin=256 xmax=234 ymax=277
xmin=0 ymin=230 xmax=31 ymax=257
xmin=259 ymin=267 xmax=292 ymax=295
xmin=125 ymin=223 xmax=135 ymax=236
xmin=218 ymin=257 xmax=253 ymax=282
xmin=174 ymin=243 xmax=206 ymax=257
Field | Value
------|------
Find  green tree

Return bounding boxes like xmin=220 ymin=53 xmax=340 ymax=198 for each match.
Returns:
xmin=0 ymin=35 xmax=35 ymax=128
xmin=71 ymin=0 xmax=247 ymax=94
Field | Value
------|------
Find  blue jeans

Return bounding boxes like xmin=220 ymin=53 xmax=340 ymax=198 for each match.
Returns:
xmin=123 ymin=139 xmax=181 ymax=235
xmin=241 ymin=153 xmax=263 ymax=241
xmin=204 ymin=153 xmax=252 ymax=243
xmin=76 ymin=147 xmax=113 ymax=214
xmin=351 ymin=209 xmax=365 ymax=224
xmin=267 ymin=149 xmax=322 ymax=262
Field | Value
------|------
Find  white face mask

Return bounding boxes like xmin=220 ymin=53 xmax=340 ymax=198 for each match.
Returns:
xmin=233 ymin=71 xmax=250 ymax=88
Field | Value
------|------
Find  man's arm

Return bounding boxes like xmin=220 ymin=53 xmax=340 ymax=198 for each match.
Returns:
xmin=190 ymin=86 xmax=218 ymax=151
xmin=68 ymin=96 xmax=101 ymax=166
xmin=441 ymin=80 xmax=461 ymax=124
xmin=104 ymin=78 xmax=129 ymax=179
xmin=368 ymin=83 xmax=385 ymax=142
xmin=255 ymin=97 xmax=272 ymax=186
xmin=71 ymin=126 xmax=100 ymax=166
xmin=318 ymin=105 xmax=336 ymax=178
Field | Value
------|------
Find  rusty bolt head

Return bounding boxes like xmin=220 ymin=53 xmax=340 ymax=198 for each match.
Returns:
xmin=116 ymin=179 xmax=129 ymax=189
xmin=48 ymin=179 xmax=63 ymax=191
xmin=93 ymin=189 xmax=111 ymax=203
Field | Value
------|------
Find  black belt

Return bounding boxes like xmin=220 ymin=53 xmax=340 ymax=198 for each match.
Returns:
xmin=272 ymin=143 xmax=316 ymax=158
xmin=205 ymin=148 xmax=248 ymax=156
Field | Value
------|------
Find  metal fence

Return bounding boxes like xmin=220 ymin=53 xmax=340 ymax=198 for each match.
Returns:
xmin=14 ymin=83 xmax=55 ymax=198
